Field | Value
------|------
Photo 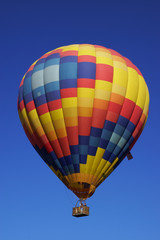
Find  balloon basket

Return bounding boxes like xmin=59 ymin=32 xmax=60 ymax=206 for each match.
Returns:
xmin=72 ymin=199 xmax=89 ymax=217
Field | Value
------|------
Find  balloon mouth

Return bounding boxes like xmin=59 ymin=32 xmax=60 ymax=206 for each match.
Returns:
xmin=68 ymin=182 xmax=96 ymax=199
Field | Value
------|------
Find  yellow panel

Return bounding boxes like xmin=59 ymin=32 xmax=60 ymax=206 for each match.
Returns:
xmin=114 ymin=61 xmax=127 ymax=71
xmin=50 ymin=109 xmax=64 ymax=121
xmin=78 ymin=97 xmax=94 ymax=107
xmin=64 ymin=116 xmax=78 ymax=127
xmin=35 ymin=125 xmax=44 ymax=137
xmin=61 ymin=97 xmax=77 ymax=108
xmin=85 ymin=155 xmax=95 ymax=173
xmin=96 ymin=57 xmax=113 ymax=66
xmin=56 ymin=128 xmax=67 ymax=138
xmin=90 ymin=147 xmax=105 ymax=174
xmin=21 ymin=109 xmax=33 ymax=135
xmin=53 ymin=118 xmax=66 ymax=130
xmin=113 ymin=68 xmax=128 ymax=87
xmin=47 ymin=130 xmax=57 ymax=141
xmin=78 ymin=45 xmax=96 ymax=56
xmin=136 ymin=75 xmax=146 ymax=109
xmin=63 ymin=107 xmax=77 ymax=117
xmin=42 ymin=121 xmax=54 ymax=135
xmin=94 ymin=89 xmax=111 ymax=100
xmin=95 ymin=80 xmax=112 ymax=90
xmin=39 ymin=112 xmax=51 ymax=125
xmin=78 ymin=88 xmax=94 ymax=98
xmin=80 ymin=164 xmax=86 ymax=174
xmin=112 ymin=84 xmax=126 ymax=96
xmin=62 ymin=44 xmax=79 ymax=51
xmin=95 ymin=160 xmax=111 ymax=176
xmin=125 ymin=68 xmax=139 ymax=102
xmin=96 ymin=51 xmax=112 ymax=59
xmin=28 ymin=109 xmax=37 ymax=120
xmin=78 ymin=107 xmax=93 ymax=117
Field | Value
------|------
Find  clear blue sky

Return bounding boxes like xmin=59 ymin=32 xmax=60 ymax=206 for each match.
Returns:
xmin=1 ymin=1 xmax=160 ymax=239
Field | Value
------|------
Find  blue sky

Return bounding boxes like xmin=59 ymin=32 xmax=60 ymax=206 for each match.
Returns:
xmin=1 ymin=1 xmax=160 ymax=239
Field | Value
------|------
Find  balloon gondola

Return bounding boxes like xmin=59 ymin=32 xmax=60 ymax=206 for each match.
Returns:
xmin=18 ymin=44 xmax=149 ymax=216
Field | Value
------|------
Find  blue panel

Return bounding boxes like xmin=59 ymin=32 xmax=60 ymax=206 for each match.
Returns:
xmin=122 ymin=129 xmax=131 ymax=140
xmin=45 ymin=82 xmax=59 ymax=93
xmin=101 ymin=129 xmax=112 ymax=141
xmin=47 ymin=53 xmax=60 ymax=60
xmin=80 ymin=155 xmax=87 ymax=164
xmin=104 ymin=120 xmax=116 ymax=131
xmin=61 ymin=56 xmax=78 ymax=63
xmin=108 ymin=153 xmax=116 ymax=163
xmin=114 ymin=124 xmax=125 ymax=135
xmin=79 ymin=136 xmax=89 ymax=145
xmin=99 ymin=139 xmax=109 ymax=149
xmin=103 ymin=150 xmax=111 ymax=161
xmin=78 ymin=62 xmax=96 ymax=79
xmin=23 ymin=76 xmax=32 ymax=95
xmin=60 ymin=62 xmax=77 ymax=80
xmin=33 ymin=63 xmax=44 ymax=72
xmin=46 ymin=90 xmax=61 ymax=101
xmin=33 ymin=86 xmax=45 ymax=98
xmin=24 ymin=92 xmax=33 ymax=104
xmin=88 ymin=146 xmax=97 ymax=156
xmin=60 ymin=79 xmax=77 ymax=89
xmin=70 ymin=145 xmax=79 ymax=154
xmin=79 ymin=145 xmax=88 ymax=155
xmin=90 ymin=127 xmax=102 ymax=137
xmin=59 ymin=157 xmax=67 ymax=166
xmin=107 ymin=141 xmax=116 ymax=153
xmin=65 ymin=155 xmax=73 ymax=165
xmin=45 ymin=58 xmax=60 ymax=67
xmin=117 ymin=115 xmax=129 ymax=128
xmin=89 ymin=136 xmax=100 ymax=147
xmin=126 ymin=121 xmax=135 ymax=133
xmin=34 ymin=94 xmax=46 ymax=107
xmin=68 ymin=164 xmax=74 ymax=174
xmin=113 ymin=145 xmax=122 ymax=156
xmin=72 ymin=154 xmax=79 ymax=164
xmin=74 ymin=164 xmax=80 ymax=173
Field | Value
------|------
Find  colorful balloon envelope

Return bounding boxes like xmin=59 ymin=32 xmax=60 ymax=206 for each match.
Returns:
xmin=18 ymin=44 xmax=149 ymax=200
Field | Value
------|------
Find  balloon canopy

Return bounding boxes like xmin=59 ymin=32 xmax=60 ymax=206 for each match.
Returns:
xmin=18 ymin=44 xmax=149 ymax=199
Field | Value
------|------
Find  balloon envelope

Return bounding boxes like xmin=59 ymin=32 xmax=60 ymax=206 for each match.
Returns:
xmin=18 ymin=44 xmax=149 ymax=199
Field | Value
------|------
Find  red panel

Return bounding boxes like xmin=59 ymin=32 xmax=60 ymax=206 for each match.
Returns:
xmin=92 ymin=108 xmax=106 ymax=128
xmin=106 ymin=111 xmax=119 ymax=123
xmin=59 ymin=137 xmax=71 ymax=156
xmin=108 ymin=102 xmax=122 ymax=114
xmin=78 ymin=55 xmax=96 ymax=63
xmin=77 ymin=78 xmax=95 ymax=88
xmin=50 ymin=139 xmax=64 ymax=158
xmin=48 ymin=99 xmax=62 ymax=111
xmin=61 ymin=88 xmax=77 ymax=98
xmin=121 ymin=98 xmax=135 ymax=120
xmin=130 ymin=105 xmax=143 ymax=125
xmin=61 ymin=50 xmax=78 ymax=57
xmin=78 ymin=117 xmax=92 ymax=135
xmin=66 ymin=126 xmax=78 ymax=145
xmin=37 ymin=103 xmax=49 ymax=116
xmin=19 ymin=100 xmax=25 ymax=111
xmin=26 ymin=100 xmax=35 ymax=112
xmin=96 ymin=64 xmax=113 ymax=82
xmin=108 ymin=49 xmax=122 ymax=57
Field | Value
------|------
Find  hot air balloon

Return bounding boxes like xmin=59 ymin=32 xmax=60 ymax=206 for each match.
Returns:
xmin=18 ymin=44 xmax=149 ymax=217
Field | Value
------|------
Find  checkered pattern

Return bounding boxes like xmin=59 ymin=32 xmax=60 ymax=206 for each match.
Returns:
xmin=18 ymin=44 xmax=149 ymax=199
